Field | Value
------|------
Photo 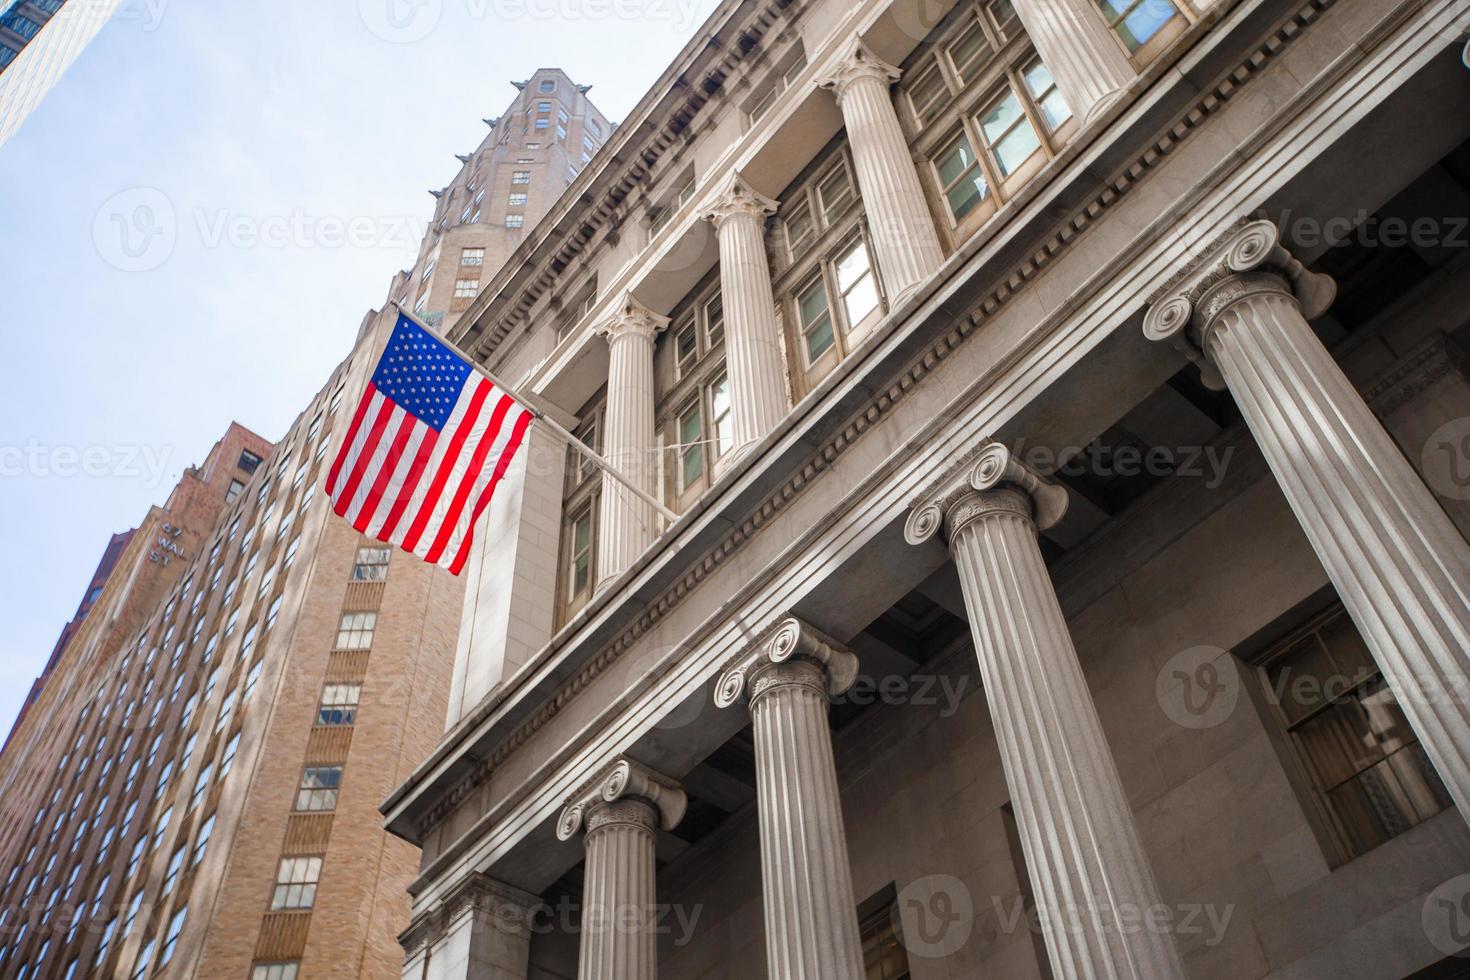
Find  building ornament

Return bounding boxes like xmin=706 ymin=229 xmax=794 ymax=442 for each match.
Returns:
xmin=598 ymin=292 xmax=670 ymax=343
xmin=714 ymin=616 xmax=859 ymax=708
xmin=815 ymin=41 xmax=902 ymax=104
xmin=1143 ymin=219 xmax=1337 ymax=389
xmin=701 ymin=173 xmax=778 ymax=228
xmin=398 ymin=872 xmax=540 ymax=956
xmin=555 ymin=757 xmax=687 ymax=841
xmin=409 ymin=0 xmax=1340 ymax=841
xmin=905 ymin=442 xmax=1068 ymax=546
xmin=1366 ymin=333 xmax=1468 ymax=416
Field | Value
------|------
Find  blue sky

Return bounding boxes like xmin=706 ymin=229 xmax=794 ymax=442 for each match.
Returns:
xmin=0 ymin=0 xmax=720 ymax=739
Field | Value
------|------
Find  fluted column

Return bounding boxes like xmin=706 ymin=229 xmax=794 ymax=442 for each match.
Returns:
xmin=907 ymin=445 xmax=1184 ymax=978
xmin=1010 ymin=0 xmax=1136 ymax=123
xmin=703 ymin=176 xmax=790 ymax=451
xmin=1147 ymin=219 xmax=1470 ymax=820
xmin=715 ymin=618 xmax=864 ymax=979
xmin=558 ymin=760 xmax=687 ymax=980
xmin=597 ymin=294 xmax=669 ymax=588
xmin=818 ymin=43 xmax=944 ymax=303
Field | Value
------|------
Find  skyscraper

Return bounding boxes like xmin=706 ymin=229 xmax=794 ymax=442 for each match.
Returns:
xmin=0 ymin=0 xmax=123 ymax=148
xmin=0 ymin=70 xmax=609 ymax=979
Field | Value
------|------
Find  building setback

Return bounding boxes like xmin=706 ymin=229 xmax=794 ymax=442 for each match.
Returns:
xmin=383 ymin=1 xmax=1470 ymax=979
xmin=0 ymin=72 xmax=609 ymax=980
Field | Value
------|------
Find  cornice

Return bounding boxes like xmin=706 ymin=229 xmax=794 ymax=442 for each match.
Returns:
xmin=1366 ymin=333 xmax=1469 ymax=416
xmin=398 ymin=0 xmax=1341 ymax=849
xmin=398 ymin=871 xmax=540 ymax=955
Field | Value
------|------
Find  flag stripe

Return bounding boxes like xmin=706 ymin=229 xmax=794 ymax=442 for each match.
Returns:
xmin=401 ymin=378 xmax=495 ymax=554
xmin=448 ymin=408 xmax=534 ymax=575
xmin=333 ymin=396 xmax=396 ymax=518
xmin=374 ymin=427 xmax=438 ymax=542
xmin=362 ymin=423 xmax=429 ymax=539
xmin=325 ymin=381 xmax=378 ymax=496
xmin=424 ymin=394 xmax=513 ymax=564
xmin=349 ymin=408 xmax=415 ymax=529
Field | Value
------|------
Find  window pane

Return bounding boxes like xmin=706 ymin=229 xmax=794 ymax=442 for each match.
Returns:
xmin=785 ymin=203 xmax=815 ymax=259
xmin=947 ymin=16 xmax=990 ymax=81
xmin=1022 ymin=60 xmax=1072 ymax=130
xmin=981 ymin=91 xmax=1041 ymax=176
xmin=908 ymin=62 xmax=949 ymax=124
xmin=705 ymin=294 xmax=724 ymax=347
xmin=675 ymin=321 xmax=698 ymax=372
xmin=799 ymin=280 xmax=835 ymax=363
xmin=710 ymin=376 xmax=733 ymax=457
xmin=817 ymin=166 xmax=853 ymax=220
xmin=679 ymin=406 xmax=704 ymax=488
xmin=1100 ymin=0 xmax=1178 ymax=51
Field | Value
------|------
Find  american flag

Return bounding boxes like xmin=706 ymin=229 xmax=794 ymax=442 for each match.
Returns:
xmin=326 ymin=313 xmax=535 ymax=575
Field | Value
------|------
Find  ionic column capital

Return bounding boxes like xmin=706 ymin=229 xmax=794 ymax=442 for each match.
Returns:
xmin=1143 ymin=219 xmax=1337 ymax=388
xmin=816 ymin=41 xmax=901 ymax=105
xmin=714 ymin=615 xmax=859 ymax=709
xmin=556 ymin=757 xmax=686 ymax=841
xmin=701 ymin=173 xmax=778 ymax=229
xmin=598 ymin=291 xmax=670 ymax=344
xmin=905 ymin=442 xmax=1069 ymax=547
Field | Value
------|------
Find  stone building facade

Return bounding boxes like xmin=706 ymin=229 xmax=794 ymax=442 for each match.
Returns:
xmin=385 ymin=1 xmax=1470 ymax=978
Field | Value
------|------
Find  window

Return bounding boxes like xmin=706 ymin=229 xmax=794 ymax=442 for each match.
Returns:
xmin=1097 ymin=0 xmax=1181 ymax=52
xmin=283 ymin=535 xmax=301 ymax=569
xmin=161 ymin=845 xmax=186 ymax=894
xmin=295 ymin=766 xmax=343 ymax=811
xmin=191 ymin=814 xmax=215 ymax=867
xmin=508 ymin=192 xmax=527 ymax=206
xmin=270 ymin=857 xmax=322 ymax=909
xmin=709 ymin=375 xmax=733 ymax=460
xmin=678 ymin=401 xmax=703 ymax=491
xmin=933 ymin=132 xmax=987 ymax=221
xmin=189 ymin=764 xmax=213 ymax=811
xmin=251 ymin=964 xmax=300 ymax=980
xmin=1021 ymin=58 xmax=1070 ymax=132
xmin=565 ymin=505 xmax=594 ymax=605
xmin=460 ymin=247 xmax=484 ymax=266
xmin=977 ymin=86 xmax=1041 ymax=177
xmin=219 ymin=732 xmax=241 ymax=776
xmin=506 ymin=214 xmax=525 ymax=228
xmin=833 ymin=240 xmax=880 ymax=328
xmin=334 ymin=612 xmax=376 ymax=649
xmin=159 ymin=907 xmax=186 ymax=965
xmin=238 ymin=450 xmax=262 ymax=474
xmin=797 ymin=277 xmax=835 ymax=363
xmin=649 ymin=175 xmax=696 ymax=237
xmin=317 ymin=684 xmax=362 ymax=726
xmin=907 ymin=60 xmax=950 ymax=125
xmin=94 ymin=919 xmax=117 ymax=967
xmin=537 ymin=100 xmax=551 ymax=112
xmin=534 ymin=117 xmax=549 ymax=129
xmin=352 ymin=546 xmax=390 ymax=581
xmin=556 ymin=125 xmax=567 ymax=141
xmin=860 ymin=897 xmax=910 ymax=978
xmin=747 ymin=49 xmax=807 ymax=123
xmin=512 ymin=170 xmax=530 ymax=184
xmin=539 ymin=79 xmax=555 ymax=92
xmin=130 ymin=940 xmax=154 ymax=979
xmin=1260 ymin=605 xmax=1451 ymax=862
xmin=226 ymin=478 xmax=245 ymax=503
xmin=454 ymin=278 xmax=479 ymax=299
xmin=525 ymin=141 xmax=541 ymax=149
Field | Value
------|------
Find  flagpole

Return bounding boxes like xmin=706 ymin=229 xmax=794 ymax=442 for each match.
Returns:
xmin=390 ymin=303 xmax=680 ymax=524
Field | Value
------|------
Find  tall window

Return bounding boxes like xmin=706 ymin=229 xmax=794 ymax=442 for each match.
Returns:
xmin=317 ymin=684 xmax=362 ymax=726
xmin=270 ymin=857 xmax=322 ymax=910
xmin=334 ymin=612 xmax=376 ymax=649
xmin=191 ymin=814 xmax=215 ymax=867
xmin=295 ymin=766 xmax=343 ymax=812
xmin=563 ymin=505 xmax=595 ymax=610
xmin=352 ymin=546 xmax=390 ymax=581
xmin=158 ymin=908 xmax=187 ymax=966
xmin=454 ymin=278 xmax=479 ymax=299
xmin=1259 ymin=604 xmax=1451 ymax=862
xmin=512 ymin=170 xmax=530 ymax=184
xmin=460 ymin=247 xmax=485 ymax=266
xmin=657 ymin=277 xmax=734 ymax=505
